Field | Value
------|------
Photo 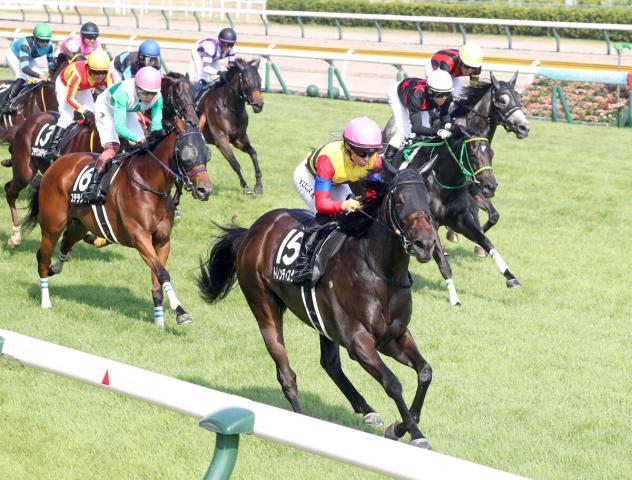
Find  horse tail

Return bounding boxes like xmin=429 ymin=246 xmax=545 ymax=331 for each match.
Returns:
xmin=21 ymin=175 xmax=41 ymax=233
xmin=198 ymin=225 xmax=248 ymax=303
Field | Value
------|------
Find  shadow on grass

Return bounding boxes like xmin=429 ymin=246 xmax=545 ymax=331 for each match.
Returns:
xmin=3 ymin=236 xmax=125 ymax=261
xmin=181 ymin=375 xmax=394 ymax=436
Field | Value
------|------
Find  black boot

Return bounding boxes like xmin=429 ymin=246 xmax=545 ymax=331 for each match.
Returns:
xmin=81 ymin=169 xmax=106 ymax=204
xmin=292 ymin=228 xmax=320 ymax=284
xmin=44 ymin=125 xmax=66 ymax=161
xmin=0 ymin=78 xmax=25 ymax=114
xmin=193 ymin=79 xmax=207 ymax=94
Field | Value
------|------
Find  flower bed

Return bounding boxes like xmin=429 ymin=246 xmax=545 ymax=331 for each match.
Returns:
xmin=521 ymin=77 xmax=631 ymax=126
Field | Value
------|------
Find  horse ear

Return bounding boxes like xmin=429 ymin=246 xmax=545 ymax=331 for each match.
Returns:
xmin=490 ymin=71 xmax=500 ymax=90
xmin=185 ymin=72 xmax=190 ymax=80
xmin=509 ymin=71 xmax=518 ymax=87
xmin=251 ymin=57 xmax=261 ymax=69
xmin=382 ymin=158 xmax=398 ymax=181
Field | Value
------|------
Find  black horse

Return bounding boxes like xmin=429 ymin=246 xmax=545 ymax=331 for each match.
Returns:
xmin=199 ymin=168 xmax=438 ymax=447
xmin=397 ymin=125 xmax=521 ymax=306
xmin=196 ymin=57 xmax=264 ymax=194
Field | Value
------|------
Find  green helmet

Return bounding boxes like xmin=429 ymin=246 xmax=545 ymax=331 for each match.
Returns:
xmin=33 ymin=23 xmax=52 ymax=41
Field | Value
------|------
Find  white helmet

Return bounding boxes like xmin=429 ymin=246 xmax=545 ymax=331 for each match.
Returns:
xmin=426 ymin=69 xmax=453 ymax=94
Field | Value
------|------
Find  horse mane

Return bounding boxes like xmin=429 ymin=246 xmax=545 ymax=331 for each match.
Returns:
xmin=165 ymin=71 xmax=187 ymax=80
xmin=335 ymin=175 xmax=389 ymax=238
xmin=223 ymin=57 xmax=249 ymax=82
xmin=450 ymin=81 xmax=492 ymax=117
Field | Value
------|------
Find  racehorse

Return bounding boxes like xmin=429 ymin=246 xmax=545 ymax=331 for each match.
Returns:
xmin=0 ymin=80 xmax=57 ymax=144
xmin=199 ymin=168 xmax=438 ymax=448
xmin=196 ymin=57 xmax=264 ymax=194
xmin=384 ymin=73 xmax=530 ymax=255
xmin=399 ymin=125 xmax=521 ymax=306
xmin=22 ymin=72 xmax=212 ymax=326
xmin=3 ymin=112 xmax=101 ymax=249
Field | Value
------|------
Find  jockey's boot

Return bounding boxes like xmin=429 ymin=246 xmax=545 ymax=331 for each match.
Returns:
xmin=292 ymin=228 xmax=321 ymax=284
xmin=0 ymin=78 xmax=25 ymax=114
xmin=383 ymin=144 xmax=402 ymax=165
xmin=44 ymin=126 xmax=66 ymax=161
xmin=81 ymin=169 xmax=106 ymax=204
xmin=193 ymin=79 xmax=208 ymax=94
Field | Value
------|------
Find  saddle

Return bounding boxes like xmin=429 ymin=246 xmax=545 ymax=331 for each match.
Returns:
xmin=69 ymin=156 xmax=123 ymax=205
xmin=0 ymin=81 xmax=42 ymax=114
xmin=193 ymin=76 xmax=225 ymax=111
xmin=272 ymin=218 xmax=347 ymax=287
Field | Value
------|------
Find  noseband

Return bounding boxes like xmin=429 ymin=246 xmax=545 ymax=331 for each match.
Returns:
xmin=491 ymin=86 xmax=523 ymax=134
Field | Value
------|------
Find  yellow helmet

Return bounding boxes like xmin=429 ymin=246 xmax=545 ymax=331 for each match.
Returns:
xmin=87 ymin=50 xmax=111 ymax=71
xmin=459 ymin=43 xmax=483 ymax=68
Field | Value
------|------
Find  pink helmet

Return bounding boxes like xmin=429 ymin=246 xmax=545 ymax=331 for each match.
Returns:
xmin=134 ymin=66 xmax=162 ymax=93
xmin=343 ymin=117 xmax=382 ymax=150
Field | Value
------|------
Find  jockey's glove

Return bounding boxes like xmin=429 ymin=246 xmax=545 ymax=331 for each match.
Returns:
xmin=437 ymin=129 xmax=452 ymax=139
xmin=81 ymin=110 xmax=95 ymax=122
xmin=341 ymin=198 xmax=361 ymax=212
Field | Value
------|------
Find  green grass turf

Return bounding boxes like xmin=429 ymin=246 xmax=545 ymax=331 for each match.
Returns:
xmin=1 ymin=68 xmax=631 ymax=479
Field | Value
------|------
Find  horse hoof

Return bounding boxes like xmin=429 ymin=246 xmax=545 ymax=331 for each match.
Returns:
xmin=49 ymin=262 xmax=63 ymax=275
xmin=410 ymin=438 xmax=432 ymax=450
xmin=254 ymin=186 xmax=263 ymax=195
xmin=174 ymin=209 xmax=183 ymax=220
xmin=242 ymin=187 xmax=254 ymax=195
xmin=384 ymin=422 xmax=403 ymax=440
xmin=446 ymin=230 xmax=459 ymax=243
xmin=473 ymin=245 xmax=487 ymax=257
xmin=362 ymin=412 xmax=384 ymax=426
xmin=1 ymin=159 xmax=12 ymax=167
xmin=176 ymin=313 xmax=193 ymax=325
xmin=7 ymin=238 xmax=20 ymax=250
xmin=507 ymin=279 xmax=522 ymax=289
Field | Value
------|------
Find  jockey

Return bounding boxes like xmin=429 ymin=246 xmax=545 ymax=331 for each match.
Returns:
xmin=191 ymin=27 xmax=236 ymax=91
xmin=385 ymin=69 xmax=454 ymax=163
xmin=112 ymin=39 xmax=164 ymax=82
xmin=82 ymin=67 xmax=163 ymax=204
xmin=2 ymin=23 xmax=54 ymax=113
xmin=292 ymin=116 xmax=383 ymax=282
xmin=58 ymin=22 xmax=102 ymax=61
xmin=429 ymin=43 xmax=484 ymax=98
xmin=47 ymin=50 xmax=114 ymax=159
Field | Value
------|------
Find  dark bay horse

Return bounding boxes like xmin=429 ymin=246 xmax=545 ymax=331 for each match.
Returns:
xmin=400 ymin=126 xmax=521 ymax=306
xmin=22 ymin=73 xmax=212 ymax=326
xmin=0 ymin=80 xmax=58 ymax=144
xmin=196 ymin=57 xmax=264 ymax=194
xmin=4 ymin=113 xmax=101 ymax=249
xmin=199 ymin=168 xmax=438 ymax=448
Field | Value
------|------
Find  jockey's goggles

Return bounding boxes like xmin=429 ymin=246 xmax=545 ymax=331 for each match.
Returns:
xmin=219 ymin=42 xmax=232 ymax=49
xmin=429 ymin=90 xmax=451 ymax=99
xmin=136 ymin=88 xmax=157 ymax=98
xmin=348 ymin=145 xmax=378 ymax=158
xmin=83 ymin=34 xmax=98 ymax=41
xmin=35 ymin=38 xmax=49 ymax=46
xmin=143 ymin=55 xmax=161 ymax=67
xmin=89 ymin=68 xmax=108 ymax=76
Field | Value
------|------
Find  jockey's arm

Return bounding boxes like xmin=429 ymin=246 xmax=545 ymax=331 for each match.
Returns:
xmin=148 ymin=95 xmax=164 ymax=132
xmin=112 ymin=90 xmax=139 ymax=142
xmin=18 ymin=44 xmax=41 ymax=79
xmin=313 ymin=155 xmax=344 ymax=215
xmin=64 ymin=72 xmax=84 ymax=112
xmin=410 ymin=111 xmax=436 ymax=137
xmin=45 ymin=47 xmax=55 ymax=73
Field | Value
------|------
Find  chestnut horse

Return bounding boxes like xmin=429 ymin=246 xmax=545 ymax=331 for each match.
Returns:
xmin=22 ymin=72 xmax=212 ymax=326
xmin=197 ymin=57 xmax=264 ymax=194
xmin=0 ymin=80 xmax=57 ymax=144
xmin=199 ymin=168 xmax=438 ymax=448
xmin=4 ymin=113 xmax=100 ymax=249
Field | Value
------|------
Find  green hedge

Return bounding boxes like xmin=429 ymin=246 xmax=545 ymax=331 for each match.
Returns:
xmin=267 ymin=0 xmax=632 ymax=42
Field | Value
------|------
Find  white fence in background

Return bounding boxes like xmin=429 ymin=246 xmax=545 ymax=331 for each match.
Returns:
xmin=0 ymin=329 xmax=527 ymax=480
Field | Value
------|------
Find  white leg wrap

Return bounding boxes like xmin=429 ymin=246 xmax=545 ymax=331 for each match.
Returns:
xmin=153 ymin=306 xmax=164 ymax=327
xmin=446 ymin=279 xmax=461 ymax=306
xmin=489 ymin=249 xmax=509 ymax=273
xmin=40 ymin=277 xmax=52 ymax=309
xmin=7 ymin=224 xmax=21 ymax=249
xmin=162 ymin=281 xmax=181 ymax=310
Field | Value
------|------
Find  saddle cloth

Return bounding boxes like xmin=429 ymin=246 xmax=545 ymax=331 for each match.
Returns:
xmin=31 ymin=116 xmax=92 ymax=161
xmin=272 ymin=222 xmax=346 ymax=286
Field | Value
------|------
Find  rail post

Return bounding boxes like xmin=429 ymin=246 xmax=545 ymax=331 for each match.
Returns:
xmin=260 ymin=14 xmax=269 ymax=36
xmin=551 ymin=84 xmax=572 ymax=123
xmin=161 ymin=9 xmax=170 ymax=30
xmin=264 ymin=57 xmax=289 ymax=95
xmin=333 ymin=65 xmax=352 ymax=101
xmin=374 ymin=20 xmax=382 ymax=43
xmin=551 ymin=28 xmax=561 ymax=52
xmin=297 ymin=17 xmax=305 ymax=38
xmin=414 ymin=22 xmax=423 ymax=45
xmin=74 ymin=6 xmax=82 ymax=25
xmin=603 ymin=31 xmax=611 ymax=55
xmin=199 ymin=407 xmax=255 ymax=480
xmin=43 ymin=5 xmax=51 ymax=23
xmin=458 ymin=24 xmax=467 ymax=45
xmin=193 ymin=11 xmax=201 ymax=31
xmin=130 ymin=8 xmax=140 ymax=28
xmin=102 ymin=7 xmax=111 ymax=27
xmin=335 ymin=19 xmax=342 ymax=40
xmin=57 ymin=5 xmax=64 ymax=24
xmin=504 ymin=25 xmax=512 ymax=50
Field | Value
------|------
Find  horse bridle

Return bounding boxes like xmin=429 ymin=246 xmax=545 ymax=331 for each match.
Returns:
xmin=490 ymin=85 xmax=523 ymax=134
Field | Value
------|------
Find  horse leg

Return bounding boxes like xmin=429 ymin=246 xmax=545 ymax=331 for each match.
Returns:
xmin=451 ymin=211 xmax=521 ymax=288
xmin=49 ymin=220 xmax=88 ymax=275
xmin=432 ymin=241 xmax=461 ymax=306
xmin=319 ymin=336 xmax=382 ymax=425
xmin=134 ymin=236 xmax=192 ymax=325
xmin=380 ymin=330 xmax=432 ymax=449
xmin=4 ymin=176 xmax=29 ymax=249
xmin=214 ymin=134 xmax=252 ymax=194
xmin=446 ymin=227 xmax=459 ymax=244
xmin=234 ymin=135 xmax=262 ymax=195
xmin=149 ymin=240 xmax=178 ymax=327
xmin=243 ymin=288 xmax=304 ymax=413
xmin=346 ymin=329 xmax=424 ymax=444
